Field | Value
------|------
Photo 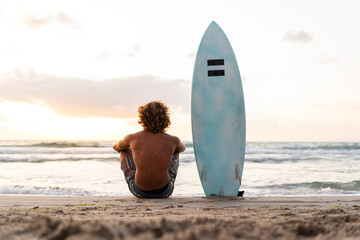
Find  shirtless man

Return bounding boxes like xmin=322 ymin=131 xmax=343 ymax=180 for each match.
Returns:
xmin=113 ymin=101 xmax=186 ymax=198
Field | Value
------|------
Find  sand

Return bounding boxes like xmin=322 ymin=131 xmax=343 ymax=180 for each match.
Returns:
xmin=0 ymin=195 xmax=359 ymax=240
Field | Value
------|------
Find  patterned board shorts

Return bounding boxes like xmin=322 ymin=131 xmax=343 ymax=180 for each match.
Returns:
xmin=120 ymin=154 xmax=179 ymax=198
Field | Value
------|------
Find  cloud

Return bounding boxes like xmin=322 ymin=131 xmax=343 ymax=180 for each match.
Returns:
xmin=56 ymin=12 xmax=82 ymax=29
xmin=127 ymin=44 xmax=141 ymax=57
xmin=22 ymin=11 xmax=81 ymax=29
xmin=23 ymin=14 xmax=52 ymax=28
xmin=56 ymin=12 xmax=72 ymax=24
xmin=6 ymin=46 xmax=18 ymax=51
xmin=187 ymin=52 xmax=196 ymax=59
xmin=283 ymin=30 xmax=313 ymax=44
xmin=0 ymin=70 xmax=191 ymax=118
xmin=317 ymin=54 xmax=338 ymax=64
xmin=97 ymin=50 xmax=109 ymax=61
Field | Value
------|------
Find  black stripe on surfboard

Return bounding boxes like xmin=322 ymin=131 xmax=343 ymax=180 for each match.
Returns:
xmin=207 ymin=59 xmax=224 ymax=66
xmin=208 ymin=70 xmax=225 ymax=77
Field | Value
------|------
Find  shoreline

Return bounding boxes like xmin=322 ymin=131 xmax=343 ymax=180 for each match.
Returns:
xmin=1 ymin=195 xmax=360 ymax=208
xmin=1 ymin=195 xmax=359 ymax=239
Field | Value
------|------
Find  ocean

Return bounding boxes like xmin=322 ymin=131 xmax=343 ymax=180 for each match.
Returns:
xmin=0 ymin=140 xmax=359 ymax=197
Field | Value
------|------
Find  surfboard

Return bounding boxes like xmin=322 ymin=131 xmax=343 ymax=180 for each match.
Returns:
xmin=191 ymin=21 xmax=246 ymax=197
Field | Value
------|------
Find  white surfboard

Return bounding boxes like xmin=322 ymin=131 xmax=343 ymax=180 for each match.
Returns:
xmin=191 ymin=21 xmax=246 ymax=197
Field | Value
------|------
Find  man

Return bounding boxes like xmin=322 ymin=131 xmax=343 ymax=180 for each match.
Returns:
xmin=113 ymin=101 xmax=186 ymax=198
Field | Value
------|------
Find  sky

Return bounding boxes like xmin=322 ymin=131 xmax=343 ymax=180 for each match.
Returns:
xmin=0 ymin=0 xmax=360 ymax=141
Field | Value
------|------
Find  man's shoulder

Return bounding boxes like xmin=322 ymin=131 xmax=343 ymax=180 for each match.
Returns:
xmin=130 ymin=131 xmax=147 ymax=137
xmin=162 ymin=132 xmax=181 ymax=142
xmin=134 ymin=131 xmax=180 ymax=142
xmin=123 ymin=131 xmax=142 ymax=141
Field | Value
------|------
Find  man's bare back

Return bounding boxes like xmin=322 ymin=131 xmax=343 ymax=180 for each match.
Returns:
xmin=113 ymin=101 xmax=185 ymax=198
xmin=113 ymin=131 xmax=185 ymax=190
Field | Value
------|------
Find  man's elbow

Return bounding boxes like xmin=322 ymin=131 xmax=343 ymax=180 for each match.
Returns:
xmin=182 ymin=143 xmax=186 ymax=152
xmin=180 ymin=145 xmax=186 ymax=152
xmin=113 ymin=144 xmax=120 ymax=153
xmin=177 ymin=145 xmax=186 ymax=153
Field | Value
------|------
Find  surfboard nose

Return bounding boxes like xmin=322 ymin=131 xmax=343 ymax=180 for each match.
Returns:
xmin=208 ymin=21 xmax=221 ymax=30
xmin=204 ymin=21 xmax=227 ymax=41
xmin=210 ymin=21 xmax=219 ymax=26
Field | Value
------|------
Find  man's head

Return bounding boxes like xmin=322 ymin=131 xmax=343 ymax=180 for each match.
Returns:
xmin=137 ymin=101 xmax=171 ymax=133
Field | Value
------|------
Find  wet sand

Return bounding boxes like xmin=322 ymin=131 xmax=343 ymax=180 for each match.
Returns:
xmin=0 ymin=195 xmax=359 ymax=239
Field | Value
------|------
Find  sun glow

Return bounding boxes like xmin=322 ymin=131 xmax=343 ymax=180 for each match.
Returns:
xmin=0 ymin=102 xmax=141 ymax=140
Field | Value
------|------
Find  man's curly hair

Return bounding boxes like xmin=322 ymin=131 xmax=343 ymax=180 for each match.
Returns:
xmin=137 ymin=101 xmax=171 ymax=133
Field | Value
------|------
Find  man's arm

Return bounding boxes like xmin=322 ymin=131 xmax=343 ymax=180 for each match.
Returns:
xmin=113 ymin=134 xmax=132 ymax=153
xmin=174 ymin=136 xmax=186 ymax=153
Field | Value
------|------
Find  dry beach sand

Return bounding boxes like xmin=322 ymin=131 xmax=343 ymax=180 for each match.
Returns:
xmin=0 ymin=195 xmax=360 ymax=240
